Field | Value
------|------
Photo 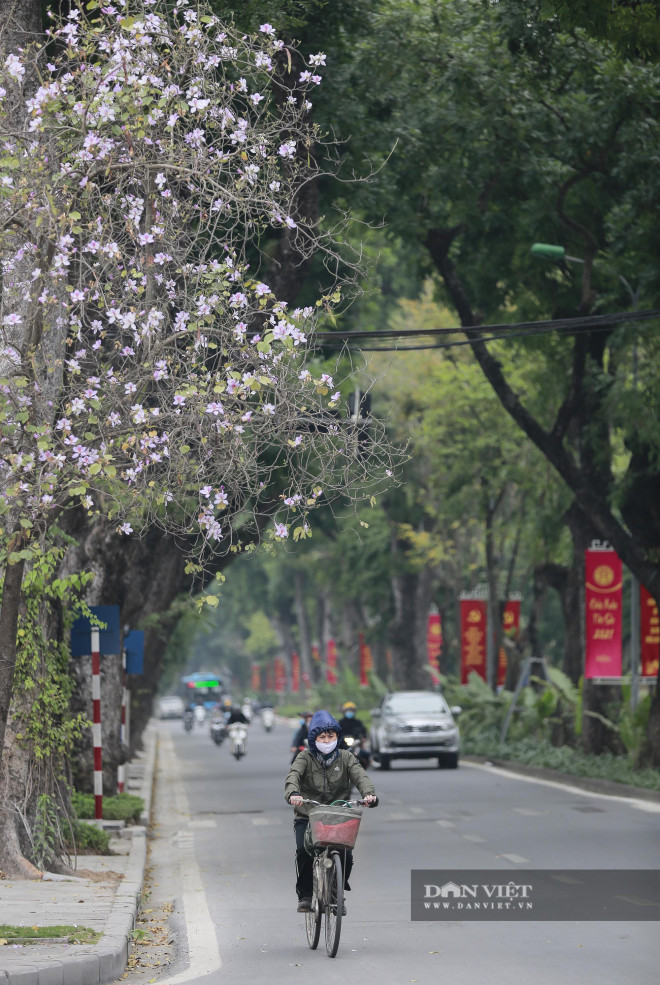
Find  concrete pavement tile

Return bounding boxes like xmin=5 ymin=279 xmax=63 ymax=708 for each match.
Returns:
xmin=57 ymin=955 xmax=99 ymax=985
xmin=32 ymin=964 xmax=63 ymax=985
xmin=0 ymin=965 xmax=39 ymax=985
xmin=96 ymin=940 xmax=127 ymax=985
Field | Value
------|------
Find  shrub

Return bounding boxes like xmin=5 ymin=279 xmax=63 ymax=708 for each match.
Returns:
xmin=72 ymin=792 xmax=144 ymax=823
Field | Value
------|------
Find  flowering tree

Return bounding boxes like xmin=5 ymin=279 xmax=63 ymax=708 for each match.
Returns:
xmin=0 ymin=0 xmax=392 ymax=767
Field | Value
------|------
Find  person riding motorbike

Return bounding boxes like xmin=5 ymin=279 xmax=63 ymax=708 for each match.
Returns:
xmin=290 ymin=710 xmax=313 ymax=763
xmin=227 ymin=705 xmax=250 ymax=726
xmin=284 ymin=710 xmax=378 ymax=914
xmin=338 ymin=702 xmax=370 ymax=768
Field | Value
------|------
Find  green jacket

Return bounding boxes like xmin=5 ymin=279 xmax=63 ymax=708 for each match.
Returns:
xmin=284 ymin=748 xmax=376 ymax=818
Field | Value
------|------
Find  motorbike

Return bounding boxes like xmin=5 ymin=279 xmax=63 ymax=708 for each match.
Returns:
xmin=183 ymin=708 xmax=194 ymax=732
xmin=261 ymin=707 xmax=275 ymax=731
xmin=210 ymin=715 xmax=227 ymax=746
xmin=193 ymin=705 xmax=206 ymax=727
xmin=343 ymin=734 xmax=371 ymax=769
xmin=228 ymin=722 xmax=248 ymax=760
xmin=241 ymin=702 xmax=253 ymax=723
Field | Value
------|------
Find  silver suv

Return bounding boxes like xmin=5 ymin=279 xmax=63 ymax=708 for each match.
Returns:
xmin=370 ymin=691 xmax=461 ymax=770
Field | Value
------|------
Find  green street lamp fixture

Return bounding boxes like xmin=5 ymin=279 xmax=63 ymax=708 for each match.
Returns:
xmin=530 ymin=242 xmax=584 ymax=263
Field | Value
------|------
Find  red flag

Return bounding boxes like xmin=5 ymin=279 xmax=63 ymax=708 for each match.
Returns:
xmin=460 ymin=598 xmax=487 ymax=684
xmin=641 ymin=585 xmax=660 ymax=678
xmin=274 ymin=657 xmax=287 ymax=693
xmin=585 ymin=549 xmax=622 ymax=678
xmin=359 ymin=633 xmax=372 ymax=686
xmin=251 ymin=663 xmax=261 ymax=691
xmin=326 ymin=639 xmax=338 ymax=685
xmin=427 ymin=613 xmax=442 ymax=673
xmin=497 ymin=599 xmax=521 ymax=687
xmin=266 ymin=661 xmax=274 ymax=691
xmin=291 ymin=652 xmax=300 ymax=692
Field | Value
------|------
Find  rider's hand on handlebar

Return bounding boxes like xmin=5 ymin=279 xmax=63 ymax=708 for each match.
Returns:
xmin=289 ymin=794 xmax=304 ymax=806
xmin=363 ymin=795 xmax=377 ymax=807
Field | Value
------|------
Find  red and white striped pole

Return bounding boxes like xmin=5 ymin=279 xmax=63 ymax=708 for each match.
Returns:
xmin=117 ymin=646 xmax=127 ymax=794
xmin=91 ymin=627 xmax=103 ymax=820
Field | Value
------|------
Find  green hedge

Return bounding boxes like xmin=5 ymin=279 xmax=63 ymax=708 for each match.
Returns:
xmin=66 ymin=821 xmax=111 ymax=854
xmin=72 ymin=791 xmax=144 ymax=823
xmin=464 ymin=728 xmax=660 ymax=791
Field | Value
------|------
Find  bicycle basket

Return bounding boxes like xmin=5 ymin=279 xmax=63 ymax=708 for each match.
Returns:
xmin=308 ymin=804 xmax=363 ymax=849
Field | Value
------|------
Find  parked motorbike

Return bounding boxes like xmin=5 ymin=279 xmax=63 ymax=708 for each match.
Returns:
xmin=183 ymin=709 xmax=194 ymax=732
xmin=343 ymin=734 xmax=371 ymax=769
xmin=228 ymin=722 xmax=248 ymax=760
xmin=210 ymin=715 xmax=227 ymax=746
xmin=261 ymin=707 xmax=275 ymax=731
xmin=193 ymin=705 xmax=206 ymax=727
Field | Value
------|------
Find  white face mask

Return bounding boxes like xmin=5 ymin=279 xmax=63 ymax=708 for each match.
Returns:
xmin=316 ymin=738 xmax=338 ymax=754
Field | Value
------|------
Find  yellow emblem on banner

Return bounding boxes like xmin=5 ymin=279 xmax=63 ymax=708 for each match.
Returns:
xmin=593 ymin=564 xmax=615 ymax=588
xmin=467 ymin=608 xmax=482 ymax=624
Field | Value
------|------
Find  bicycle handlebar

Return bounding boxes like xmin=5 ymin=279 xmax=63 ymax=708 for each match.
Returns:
xmin=291 ymin=798 xmax=377 ymax=807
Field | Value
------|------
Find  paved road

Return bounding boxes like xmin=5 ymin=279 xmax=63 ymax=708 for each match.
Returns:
xmin=137 ymin=719 xmax=659 ymax=985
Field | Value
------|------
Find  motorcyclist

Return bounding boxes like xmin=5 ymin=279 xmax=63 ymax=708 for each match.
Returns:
xmin=338 ymin=702 xmax=370 ymax=768
xmin=290 ymin=710 xmax=313 ymax=763
xmin=227 ymin=705 xmax=250 ymax=726
xmin=285 ymin=710 xmax=378 ymax=914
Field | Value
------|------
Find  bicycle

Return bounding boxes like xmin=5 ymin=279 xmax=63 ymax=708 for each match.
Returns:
xmin=296 ymin=798 xmax=369 ymax=958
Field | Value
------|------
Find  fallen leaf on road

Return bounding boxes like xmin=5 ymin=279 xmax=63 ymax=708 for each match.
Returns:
xmin=0 ymin=939 xmax=8 ymax=946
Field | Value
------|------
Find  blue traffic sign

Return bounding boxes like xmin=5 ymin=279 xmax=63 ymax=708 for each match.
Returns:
xmin=125 ymin=630 xmax=144 ymax=675
xmin=70 ymin=605 xmax=121 ymax=656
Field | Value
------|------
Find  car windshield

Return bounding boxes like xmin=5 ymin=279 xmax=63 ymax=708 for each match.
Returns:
xmin=384 ymin=695 xmax=449 ymax=715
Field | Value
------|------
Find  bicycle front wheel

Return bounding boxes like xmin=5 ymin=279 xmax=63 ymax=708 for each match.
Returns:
xmin=325 ymin=851 xmax=343 ymax=958
xmin=306 ymin=864 xmax=322 ymax=949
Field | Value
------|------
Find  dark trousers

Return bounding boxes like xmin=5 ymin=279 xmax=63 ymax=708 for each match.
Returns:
xmin=294 ymin=818 xmax=353 ymax=900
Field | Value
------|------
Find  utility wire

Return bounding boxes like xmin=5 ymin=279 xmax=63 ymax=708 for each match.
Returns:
xmin=313 ymin=307 xmax=660 ymax=351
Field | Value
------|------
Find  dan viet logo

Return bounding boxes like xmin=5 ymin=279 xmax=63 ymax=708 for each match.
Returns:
xmin=422 ymin=880 xmax=533 ymax=911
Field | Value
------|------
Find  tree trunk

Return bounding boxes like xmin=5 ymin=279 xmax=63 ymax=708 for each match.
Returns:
xmin=293 ymin=571 xmax=313 ymax=687
xmin=388 ymin=536 xmax=434 ymax=689
xmin=0 ymin=558 xmax=26 ymax=768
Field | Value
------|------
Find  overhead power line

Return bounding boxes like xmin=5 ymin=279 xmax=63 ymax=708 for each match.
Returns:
xmin=313 ymin=307 xmax=660 ymax=351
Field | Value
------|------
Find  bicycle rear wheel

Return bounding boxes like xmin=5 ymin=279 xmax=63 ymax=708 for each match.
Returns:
xmin=305 ymin=864 xmax=322 ymax=949
xmin=325 ymin=851 xmax=343 ymax=958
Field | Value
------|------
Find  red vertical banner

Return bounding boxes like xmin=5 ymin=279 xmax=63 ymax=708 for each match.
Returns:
xmin=291 ymin=652 xmax=300 ymax=692
xmin=641 ymin=585 xmax=660 ymax=678
xmin=359 ymin=633 xmax=373 ymax=686
xmin=266 ymin=661 xmax=274 ymax=691
xmin=274 ymin=657 xmax=287 ymax=693
xmin=460 ymin=598 xmax=487 ymax=684
xmin=497 ymin=599 xmax=521 ymax=687
xmin=427 ymin=613 xmax=442 ymax=675
xmin=585 ymin=549 xmax=623 ymax=678
xmin=326 ymin=639 xmax=338 ymax=685
xmin=251 ymin=663 xmax=261 ymax=691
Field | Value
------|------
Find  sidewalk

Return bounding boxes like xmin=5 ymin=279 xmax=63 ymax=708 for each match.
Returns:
xmin=0 ymin=724 xmax=158 ymax=985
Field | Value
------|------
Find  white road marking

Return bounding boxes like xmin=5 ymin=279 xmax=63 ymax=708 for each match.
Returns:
xmin=252 ymin=817 xmax=280 ymax=825
xmin=462 ymin=834 xmax=486 ymax=843
xmin=410 ymin=806 xmax=426 ymax=815
xmin=159 ymin=733 xmax=222 ymax=985
xmin=388 ymin=812 xmax=413 ymax=821
xmin=188 ymin=819 xmax=217 ymax=829
xmin=463 ymin=760 xmax=660 ymax=813
xmin=500 ymin=853 xmax=530 ymax=864
xmin=512 ymin=807 xmax=546 ymax=816
xmin=435 ymin=820 xmax=455 ymax=828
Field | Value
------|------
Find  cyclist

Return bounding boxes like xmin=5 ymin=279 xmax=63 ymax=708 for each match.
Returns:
xmin=290 ymin=710 xmax=313 ymax=763
xmin=284 ymin=709 xmax=377 ymax=913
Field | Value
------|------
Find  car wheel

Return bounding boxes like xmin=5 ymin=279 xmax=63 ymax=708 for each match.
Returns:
xmin=438 ymin=753 xmax=459 ymax=769
xmin=379 ymin=754 xmax=391 ymax=770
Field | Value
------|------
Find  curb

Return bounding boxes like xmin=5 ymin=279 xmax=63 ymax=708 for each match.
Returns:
xmin=0 ymin=728 xmax=158 ymax=985
xmin=463 ymin=754 xmax=660 ymax=803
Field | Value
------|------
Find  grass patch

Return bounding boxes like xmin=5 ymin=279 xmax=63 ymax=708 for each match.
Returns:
xmin=72 ymin=792 xmax=144 ymax=823
xmin=464 ymin=729 xmax=660 ymax=791
xmin=0 ymin=925 xmax=101 ymax=944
